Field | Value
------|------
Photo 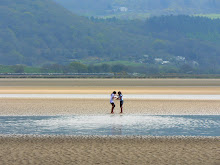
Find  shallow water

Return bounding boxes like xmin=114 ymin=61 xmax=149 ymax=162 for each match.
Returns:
xmin=1 ymin=94 xmax=220 ymax=100
xmin=0 ymin=115 xmax=219 ymax=136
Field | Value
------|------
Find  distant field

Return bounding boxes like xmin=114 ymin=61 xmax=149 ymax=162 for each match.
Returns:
xmin=194 ymin=14 xmax=220 ymax=19
xmin=79 ymin=60 xmax=144 ymax=67
xmin=94 ymin=61 xmax=144 ymax=67
xmin=99 ymin=12 xmax=151 ymax=20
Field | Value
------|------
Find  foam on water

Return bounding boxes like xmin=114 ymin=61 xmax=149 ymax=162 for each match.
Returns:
xmin=0 ymin=115 xmax=219 ymax=136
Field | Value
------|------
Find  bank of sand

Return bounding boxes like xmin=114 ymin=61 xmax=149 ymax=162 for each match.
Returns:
xmin=1 ymin=79 xmax=220 ymax=164
xmin=1 ymin=98 xmax=220 ymax=115
xmin=0 ymin=136 xmax=219 ymax=165
xmin=1 ymin=78 xmax=220 ymax=95
xmin=1 ymin=87 xmax=220 ymax=94
xmin=1 ymin=98 xmax=220 ymax=165
xmin=1 ymin=78 xmax=220 ymax=86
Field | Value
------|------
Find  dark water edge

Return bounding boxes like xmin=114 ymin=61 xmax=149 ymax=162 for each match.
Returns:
xmin=0 ymin=115 xmax=219 ymax=136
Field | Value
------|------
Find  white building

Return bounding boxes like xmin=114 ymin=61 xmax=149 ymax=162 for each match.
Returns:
xmin=119 ymin=7 xmax=128 ymax=12
xmin=155 ymin=58 xmax=163 ymax=64
xmin=162 ymin=61 xmax=170 ymax=65
xmin=176 ymin=56 xmax=185 ymax=61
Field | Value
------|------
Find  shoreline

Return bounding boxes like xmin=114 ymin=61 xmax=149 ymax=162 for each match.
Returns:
xmin=1 ymin=134 xmax=220 ymax=140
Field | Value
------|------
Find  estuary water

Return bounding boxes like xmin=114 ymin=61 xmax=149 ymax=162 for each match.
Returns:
xmin=0 ymin=115 xmax=219 ymax=136
xmin=1 ymin=94 xmax=220 ymax=100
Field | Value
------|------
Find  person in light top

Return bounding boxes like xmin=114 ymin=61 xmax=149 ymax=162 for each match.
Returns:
xmin=110 ymin=91 xmax=117 ymax=114
xmin=117 ymin=91 xmax=123 ymax=113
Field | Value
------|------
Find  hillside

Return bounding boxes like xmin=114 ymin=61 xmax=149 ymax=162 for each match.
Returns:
xmin=0 ymin=0 xmax=92 ymax=65
xmin=0 ymin=0 xmax=149 ymax=65
xmin=1 ymin=0 xmax=220 ymax=74
xmin=1 ymin=0 xmax=160 ymax=66
xmin=54 ymin=0 xmax=220 ymax=19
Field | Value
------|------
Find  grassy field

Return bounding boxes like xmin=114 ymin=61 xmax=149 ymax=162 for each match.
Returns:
xmin=194 ymin=14 xmax=220 ymax=19
xmin=94 ymin=60 xmax=144 ymax=67
xmin=99 ymin=12 xmax=151 ymax=20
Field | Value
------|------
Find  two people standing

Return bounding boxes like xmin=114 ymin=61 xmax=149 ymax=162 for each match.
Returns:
xmin=110 ymin=91 xmax=123 ymax=114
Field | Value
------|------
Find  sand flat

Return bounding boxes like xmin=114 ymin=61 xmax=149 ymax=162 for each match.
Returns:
xmin=1 ymin=79 xmax=220 ymax=164
xmin=0 ymin=136 xmax=219 ymax=165
xmin=1 ymin=87 xmax=220 ymax=94
xmin=1 ymin=79 xmax=220 ymax=94
xmin=1 ymin=78 xmax=220 ymax=86
xmin=1 ymin=98 xmax=220 ymax=115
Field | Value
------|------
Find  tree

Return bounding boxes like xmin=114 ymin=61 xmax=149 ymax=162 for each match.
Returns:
xmin=13 ymin=65 xmax=24 ymax=73
xmin=68 ymin=62 xmax=88 ymax=73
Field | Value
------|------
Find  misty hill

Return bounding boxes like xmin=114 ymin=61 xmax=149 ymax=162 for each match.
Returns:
xmin=0 ymin=0 xmax=149 ymax=65
xmin=54 ymin=0 xmax=220 ymax=18
xmin=1 ymin=0 xmax=220 ymax=73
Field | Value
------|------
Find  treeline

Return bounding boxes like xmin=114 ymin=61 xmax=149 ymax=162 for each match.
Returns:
xmin=54 ymin=0 xmax=220 ymax=17
xmin=2 ymin=61 xmax=220 ymax=75
xmin=91 ymin=15 xmax=220 ymax=72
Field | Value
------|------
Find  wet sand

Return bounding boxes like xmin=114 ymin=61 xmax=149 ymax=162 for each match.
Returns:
xmin=1 ymin=78 xmax=220 ymax=94
xmin=1 ymin=98 xmax=220 ymax=115
xmin=1 ymin=78 xmax=220 ymax=86
xmin=1 ymin=86 xmax=220 ymax=94
xmin=0 ymin=136 xmax=219 ymax=165
xmin=1 ymin=79 xmax=220 ymax=164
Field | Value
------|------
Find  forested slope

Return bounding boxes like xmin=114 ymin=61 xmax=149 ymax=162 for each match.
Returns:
xmin=54 ymin=0 xmax=220 ymax=18
xmin=0 ymin=0 xmax=153 ymax=66
xmin=1 ymin=0 xmax=220 ymax=73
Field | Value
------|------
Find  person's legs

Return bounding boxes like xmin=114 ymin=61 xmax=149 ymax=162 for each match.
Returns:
xmin=111 ymin=103 xmax=115 ymax=113
xmin=120 ymin=101 xmax=123 ymax=113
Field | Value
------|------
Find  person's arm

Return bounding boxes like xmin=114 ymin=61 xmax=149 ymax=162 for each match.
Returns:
xmin=116 ymin=95 xmax=120 ymax=100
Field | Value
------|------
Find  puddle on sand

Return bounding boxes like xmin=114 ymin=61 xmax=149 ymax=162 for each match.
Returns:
xmin=0 ymin=115 xmax=220 ymax=136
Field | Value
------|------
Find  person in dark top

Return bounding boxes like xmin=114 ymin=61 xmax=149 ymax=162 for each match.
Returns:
xmin=117 ymin=91 xmax=123 ymax=113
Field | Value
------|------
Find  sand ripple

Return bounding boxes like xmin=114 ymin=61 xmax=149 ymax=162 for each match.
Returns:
xmin=0 ymin=136 xmax=219 ymax=165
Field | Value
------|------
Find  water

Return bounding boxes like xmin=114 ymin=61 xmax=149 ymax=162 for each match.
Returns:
xmin=0 ymin=115 xmax=219 ymax=136
xmin=1 ymin=94 xmax=220 ymax=100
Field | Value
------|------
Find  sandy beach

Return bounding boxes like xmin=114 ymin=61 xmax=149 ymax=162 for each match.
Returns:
xmin=0 ymin=98 xmax=220 ymax=115
xmin=0 ymin=136 xmax=219 ymax=165
xmin=1 ymin=79 xmax=220 ymax=115
xmin=1 ymin=78 xmax=220 ymax=95
xmin=1 ymin=78 xmax=220 ymax=86
xmin=1 ymin=79 xmax=220 ymax=164
xmin=2 ymin=86 xmax=220 ymax=95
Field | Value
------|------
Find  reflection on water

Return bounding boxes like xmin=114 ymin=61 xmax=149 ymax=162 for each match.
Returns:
xmin=0 ymin=115 xmax=220 ymax=136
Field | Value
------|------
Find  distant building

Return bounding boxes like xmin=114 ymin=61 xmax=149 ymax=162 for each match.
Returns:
xmin=155 ymin=58 xmax=163 ymax=64
xmin=176 ymin=56 xmax=185 ymax=61
xmin=119 ymin=7 xmax=128 ymax=12
xmin=162 ymin=61 xmax=170 ymax=65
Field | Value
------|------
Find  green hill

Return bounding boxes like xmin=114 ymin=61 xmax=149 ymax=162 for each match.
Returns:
xmin=54 ymin=0 xmax=220 ymax=19
xmin=1 ymin=0 xmax=220 ymax=74
xmin=0 ymin=0 xmax=93 ymax=65
xmin=0 ymin=0 xmax=154 ymax=66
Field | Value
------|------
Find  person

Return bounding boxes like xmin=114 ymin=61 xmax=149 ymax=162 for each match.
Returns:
xmin=117 ymin=91 xmax=123 ymax=113
xmin=110 ymin=91 xmax=117 ymax=114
